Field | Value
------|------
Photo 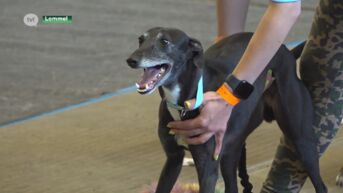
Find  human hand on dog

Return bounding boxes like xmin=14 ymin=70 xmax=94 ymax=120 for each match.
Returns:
xmin=168 ymin=91 xmax=233 ymax=160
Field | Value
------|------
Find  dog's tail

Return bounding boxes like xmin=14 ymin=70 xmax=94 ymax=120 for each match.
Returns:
xmin=290 ymin=41 xmax=306 ymax=59
xmin=238 ymin=143 xmax=253 ymax=193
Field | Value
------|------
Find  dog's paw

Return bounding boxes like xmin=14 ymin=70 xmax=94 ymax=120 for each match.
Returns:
xmin=336 ymin=167 xmax=343 ymax=187
xmin=182 ymin=157 xmax=195 ymax=166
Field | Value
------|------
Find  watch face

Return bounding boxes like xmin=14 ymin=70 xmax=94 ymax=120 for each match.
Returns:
xmin=234 ymin=81 xmax=254 ymax=99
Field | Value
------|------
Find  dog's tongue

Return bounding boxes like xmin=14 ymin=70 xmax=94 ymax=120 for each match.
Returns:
xmin=137 ymin=67 xmax=160 ymax=89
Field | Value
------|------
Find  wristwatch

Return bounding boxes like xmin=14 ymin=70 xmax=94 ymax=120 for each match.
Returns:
xmin=225 ymin=74 xmax=254 ymax=100
xmin=216 ymin=74 xmax=254 ymax=106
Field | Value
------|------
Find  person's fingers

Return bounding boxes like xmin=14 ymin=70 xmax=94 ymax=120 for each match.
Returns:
xmin=183 ymin=132 xmax=214 ymax=145
xmin=168 ymin=116 xmax=209 ymax=130
xmin=213 ymin=131 xmax=224 ymax=161
xmin=184 ymin=91 xmax=222 ymax=110
xmin=171 ymin=128 xmax=206 ymax=137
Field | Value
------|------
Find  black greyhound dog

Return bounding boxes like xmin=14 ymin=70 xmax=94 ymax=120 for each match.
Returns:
xmin=126 ymin=27 xmax=327 ymax=193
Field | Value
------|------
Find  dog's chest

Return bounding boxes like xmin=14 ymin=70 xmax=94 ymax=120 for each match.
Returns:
xmin=166 ymin=106 xmax=188 ymax=147
xmin=162 ymin=86 xmax=188 ymax=147
xmin=162 ymin=86 xmax=181 ymax=119
xmin=167 ymin=106 xmax=181 ymax=121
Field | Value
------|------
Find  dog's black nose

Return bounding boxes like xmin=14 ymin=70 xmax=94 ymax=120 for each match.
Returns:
xmin=126 ymin=58 xmax=139 ymax=68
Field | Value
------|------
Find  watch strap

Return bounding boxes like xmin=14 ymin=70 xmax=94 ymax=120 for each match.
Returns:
xmin=225 ymin=74 xmax=241 ymax=95
xmin=216 ymin=83 xmax=240 ymax=106
xmin=225 ymin=73 xmax=254 ymax=99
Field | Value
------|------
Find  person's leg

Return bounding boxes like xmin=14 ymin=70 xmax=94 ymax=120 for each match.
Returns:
xmin=261 ymin=0 xmax=343 ymax=192
xmin=337 ymin=166 xmax=343 ymax=187
xmin=216 ymin=0 xmax=250 ymax=42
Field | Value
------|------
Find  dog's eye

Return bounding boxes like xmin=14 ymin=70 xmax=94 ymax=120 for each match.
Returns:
xmin=160 ymin=38 xmax=169 ymax=46
xmin=138 ymin=36 xmax=145 ymax=45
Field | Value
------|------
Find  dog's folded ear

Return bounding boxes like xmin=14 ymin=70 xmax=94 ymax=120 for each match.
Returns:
xmin=188 ymin=38 xmax=204 ymax=68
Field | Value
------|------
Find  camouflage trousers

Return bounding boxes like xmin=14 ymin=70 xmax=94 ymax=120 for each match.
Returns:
xmin=261 ymin=0 xmax=343 ymax=192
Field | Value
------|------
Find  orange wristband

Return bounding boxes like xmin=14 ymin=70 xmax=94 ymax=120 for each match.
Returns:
xmin=216 ymin=83 xmax=240 ymax=106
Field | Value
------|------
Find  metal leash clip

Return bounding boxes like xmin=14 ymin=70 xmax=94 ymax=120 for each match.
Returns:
xmin=180 ymin=108 xmax=188 ymax=119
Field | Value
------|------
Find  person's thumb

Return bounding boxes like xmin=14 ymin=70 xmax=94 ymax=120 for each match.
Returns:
xmin=213 ymin=132 xmax=224 ymax=161
xmin=185 ymin=91 xmax=222 ymax=110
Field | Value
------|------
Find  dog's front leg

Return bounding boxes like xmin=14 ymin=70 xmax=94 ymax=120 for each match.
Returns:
xmin=155 ymin=150 xmax=185 ymax=193
xmin=220 ymin=118 xmax=263 ymax=193
xmin=189 ymin=138 xmax=219 ymax=193
xmin=155 ymin=101 xmax=185 ymax=193
xmin=220 ymin=142 xmax=243 ymax=193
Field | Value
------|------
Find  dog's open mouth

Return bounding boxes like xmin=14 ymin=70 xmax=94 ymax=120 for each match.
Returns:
xmin=136 ymin=63 xmax=170 ymax=94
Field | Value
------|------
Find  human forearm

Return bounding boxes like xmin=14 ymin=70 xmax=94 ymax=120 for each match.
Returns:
xmin=232 ymin=2 xmax=301 ymax=84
